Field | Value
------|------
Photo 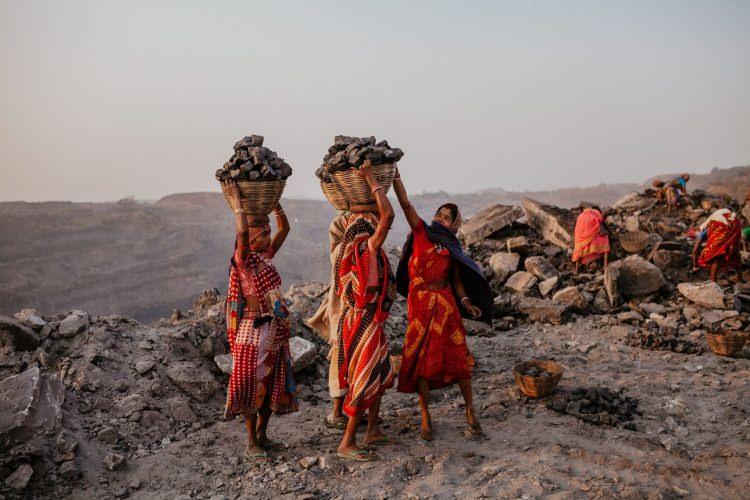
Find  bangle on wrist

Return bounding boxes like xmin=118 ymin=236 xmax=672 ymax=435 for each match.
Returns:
xmin=371 ymin=184 xmax=383 ymax=194
xmin=460 ymin=297 xmax=470 ymax=305
xmin=233 ymin=208 xmax=246 ymax=215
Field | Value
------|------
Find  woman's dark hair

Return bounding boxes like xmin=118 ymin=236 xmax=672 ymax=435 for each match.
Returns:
xmin=436 ymin=203 xmax=458 ymax=221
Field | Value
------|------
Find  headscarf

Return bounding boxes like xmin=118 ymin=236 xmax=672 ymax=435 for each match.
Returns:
xmin=447 ymin=206 xmax=463 ymax=234
xmin=700 ymin=208 xmax=736 ymax=231
xmin=248 ymin=223 xmax=271 ymax=243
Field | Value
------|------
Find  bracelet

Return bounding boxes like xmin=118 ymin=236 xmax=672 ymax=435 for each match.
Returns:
xmin=460 ymin=297 xmax=471 ymax=305
xmin=274 ymin=209 xmax=285 ymax=216
xmin=371 ymin=184 xmax=383 ymax=194
xmin=233 ymin=208 xmax=246 ymax=215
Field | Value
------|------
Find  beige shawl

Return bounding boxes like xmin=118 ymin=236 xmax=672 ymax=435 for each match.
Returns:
xmin=305 ymin=214 xmax=348 ymax=344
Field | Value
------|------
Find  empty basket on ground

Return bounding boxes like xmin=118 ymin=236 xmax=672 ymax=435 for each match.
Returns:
xmin=331 ymin=163 xmax=396 ymax=205
xmin=320 ymin=181 xmax=349 ymax=211
xmin=705 ymin=331 xmax=747 ymax=357
xmin=221 ymin=179 xmax=286 ymax=216
xmin=619 ymin=230 xmax=650 ymax=253
xmin=513 ymin=360 xmax=564 ymax=398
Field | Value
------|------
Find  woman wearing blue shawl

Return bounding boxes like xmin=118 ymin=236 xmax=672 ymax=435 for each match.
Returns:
xmin=392 ymin=167 xmax=493 ymax=441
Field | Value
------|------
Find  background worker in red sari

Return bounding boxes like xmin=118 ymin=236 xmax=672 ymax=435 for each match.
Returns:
xmin=223 ymin=181 xmax=297 ymax=461
xmin=392 ymin=167 xmax=493 ymax=441
xmin=334 ymin=160 xmax=396 ymax=462
xmin=697 ymin=208 xmax=741 ymax=282
xmin=572 ymin=206 xmax=610 ymax=274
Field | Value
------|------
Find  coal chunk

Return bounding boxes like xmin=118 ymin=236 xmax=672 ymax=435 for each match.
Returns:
xmin=316 ymin=135 xmax=405 ymax=181
xmin=215 ymin=135 xmax=293 ymax=182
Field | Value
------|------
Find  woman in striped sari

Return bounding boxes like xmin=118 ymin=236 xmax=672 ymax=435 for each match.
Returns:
xmin=334 ymin=160 xmax=396 ymax=462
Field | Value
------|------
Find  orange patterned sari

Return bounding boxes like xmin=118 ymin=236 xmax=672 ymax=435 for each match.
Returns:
xmin=397 ymin=222 xmax=473 ymax=393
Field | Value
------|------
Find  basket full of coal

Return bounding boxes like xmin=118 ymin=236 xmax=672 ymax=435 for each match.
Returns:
xmin=315 ymin=135 xmax=404 ymax=205
xmin=215 ymin=135 xmax=293 ymax=216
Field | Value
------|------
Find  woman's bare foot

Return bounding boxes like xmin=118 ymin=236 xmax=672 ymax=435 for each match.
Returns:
xmin=257 ymin=436 xmax=284 ymax=450
xmin=244 ymin=443 xmax=267 ymax=460
xmin=420 ymin=416 xmax=434 ymax=441
xmin=364 ymin=429 xmax=386 ymax=445
xmin=420 ymin=427 xmax=434 ymax=441
xmin=466 ymin=405 xmax=482 ymax=436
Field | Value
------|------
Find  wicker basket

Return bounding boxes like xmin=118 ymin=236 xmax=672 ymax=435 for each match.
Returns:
xmin=513 ymin=360 xmax=564 ymax=398
xmin=331 ymin=163 xmax=396 ymax=205
xmin=320 ymin=181 xmax=349 ymax=211
xmin=221 ymin=179 xmax=286 ymax=216
xmin=706 ymin=331 xmax=747 ymax=357
xmin=620 ymin=230 xmax=650 ymax=253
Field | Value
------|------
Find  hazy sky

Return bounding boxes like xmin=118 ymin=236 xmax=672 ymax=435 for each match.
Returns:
xmin=1 ymin=0 xmax=748 ymax=202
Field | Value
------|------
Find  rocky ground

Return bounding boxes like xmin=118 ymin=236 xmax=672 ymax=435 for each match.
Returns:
xmin=2 ymin=187 xmax=750 ymax=499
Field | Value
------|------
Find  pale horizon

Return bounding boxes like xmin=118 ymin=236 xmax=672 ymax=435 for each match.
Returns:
xmin=2 ymin=0 xmax=749 ymax=203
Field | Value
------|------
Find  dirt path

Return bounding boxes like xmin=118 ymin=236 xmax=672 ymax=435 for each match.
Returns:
xmin=69 ymin=316 xmax=749 ymax=499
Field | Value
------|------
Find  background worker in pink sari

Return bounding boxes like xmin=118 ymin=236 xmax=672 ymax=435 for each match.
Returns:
xmin=572 ymin=206 xmax=610 ymax=273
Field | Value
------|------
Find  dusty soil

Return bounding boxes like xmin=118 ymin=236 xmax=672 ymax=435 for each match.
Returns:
xmin=64 ymin=316 xmax=749 ymax=499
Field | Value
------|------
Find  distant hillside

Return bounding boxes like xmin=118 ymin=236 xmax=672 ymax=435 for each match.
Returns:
xmin=1 ymin=165 xmax=747 ymax=322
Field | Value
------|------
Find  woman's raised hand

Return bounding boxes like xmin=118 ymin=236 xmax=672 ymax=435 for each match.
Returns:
xmin=357 ymin=159 xmax=374 ymax=180
xmin=224 ymin=180 xmax=243 ymax=210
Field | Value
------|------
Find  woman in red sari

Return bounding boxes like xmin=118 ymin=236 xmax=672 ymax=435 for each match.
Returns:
xmin=223 ymin=180 xmax=297 ymax=461
xmin=697 ymin=208 xmax=741 ymax=282
xmin=392 ymin=168 xmax=493 ymax=441
xmin=335 ymin=160 xmax=396 ymax=462
xmin=572 ymin=207 xmax=610 ymax=274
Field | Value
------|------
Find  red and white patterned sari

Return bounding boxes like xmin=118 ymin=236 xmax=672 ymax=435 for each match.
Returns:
xmin=224 ymin=248 xmax=297 ymax=418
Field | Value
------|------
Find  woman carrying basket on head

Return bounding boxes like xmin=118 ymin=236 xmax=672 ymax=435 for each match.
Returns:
xmin=334 ymin=159 xmax=397 ymax=462
xmin=223 ymin=180 xmax=297 ymax=462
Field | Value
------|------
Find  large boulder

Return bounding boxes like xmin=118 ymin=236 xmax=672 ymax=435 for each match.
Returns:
xmin=522 ymin=198 xmax=575 ymax=250
xmin=604 ymin=256 xmax=666 ymax=305
xmin=59 ymin=310 xmax=89 ymax=337
xmin=166 ymin=397 xmax=197 ymax=423
xmin=538 ymin=277 xmax=559 ymax=297
xmin=506 ymin=236 xmax=529 ymax=254
xmin=112 ymin=393 xmax=148 ymax=418
xmin=488 ymin=252 xmax=519 ymax=282
xmin=652 ymin=249 xmax=688 ymax=270
xmin=166 ymin=363 xmax=221 ymax=402
xmin=0 ymin=315 xmax=40 ymax=351
xmin=290 ymin=336 xmax=317 ymax=372
xmin=504 ymin=271 xmax=537 ymax=294
xmin=14 ymin=309 xmax=47 ymax=329
xmin=524 ymin=256 xmax=559 ymax=280
xmin=677 ymin=281 xmax=726 ymax=309
xmin=0 ymin=367 xmax=64 ymax=449
xmin=4 ymin=464 xmax=34 ymax=491
xmin=517 ymin=298 xmax=570 ymax=324
xmin=552 ymin=286 xmax=588 ymax=310
xmin=458 ymin=204 xmax=524 ymax=245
